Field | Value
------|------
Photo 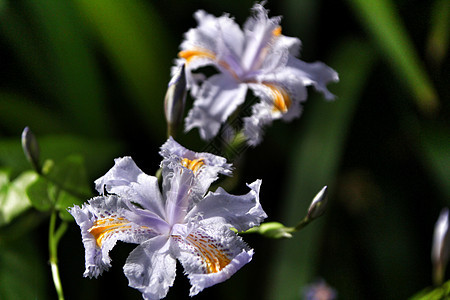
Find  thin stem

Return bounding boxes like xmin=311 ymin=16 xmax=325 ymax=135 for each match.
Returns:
xmin=49 ymin=210 xmax=66 ymax=300
xmin=293 ymin=216 xmax=311 ymax=232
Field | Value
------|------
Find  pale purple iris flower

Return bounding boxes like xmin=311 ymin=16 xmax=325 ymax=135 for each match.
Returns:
xmin=69 ymin=139 xmax=266 ymax=299
xmin=174 ymin=3 xmax=339 ymax=145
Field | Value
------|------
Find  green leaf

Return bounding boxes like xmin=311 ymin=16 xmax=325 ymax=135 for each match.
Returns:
xmin=56 ymin=191 xmax=79 ymax=221
xmin=0 ymin=168 xmax=10 ymax=187
xmin=48 ymin=155 xmax=91 ymax=219
xmin=346 ymin=0 xmax=439 ymax=114
xmin=0 ymin=134 xmax=123 ymax=179
xmin=410 ymin=280 xmax=450 ymax=300
xmin=267 ymin=38 xmax=376 ymax=299
xmin=73 ymin=0 xmax=171 ymax=139
xmin=21 ymin=0 xmax=109 ymax=136
xmin=34 ymin=155 xmax=91 ymax=218
xmin=44 ymin=155 xmax=91 ymax=199
xmin=25 ymin=175 xmax=53 ymax=212
xmin=0 ymin=171 xmax=36 ymax=226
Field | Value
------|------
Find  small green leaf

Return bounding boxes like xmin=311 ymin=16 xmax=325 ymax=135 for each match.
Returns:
xmin=0 ymin=168 xmax=10 ymax=187
xmin=25 ymin=175 xmax=53 ymax=212
xmin=0 ymin=171 xmax=37 ymax=226
xmin=0 ymin=134 xmax=123 ymax=179
xmin=26 ymin=155 xmax=91 ymax=214
xmin=55 ymin=189 xmax=81 ymax=221
xmin=44 ymin=155 xmax=91 ymax=199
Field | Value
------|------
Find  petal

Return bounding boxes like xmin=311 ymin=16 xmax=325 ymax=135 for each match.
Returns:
xmin=241 ymin=3 xmax=281 ymax=71
xmin=242 ymin=102 xmax=275 ymax=146
xmin=123 ymin=236 xmax=176 ymax=300
xmin=185 ymin=73 xmax=248 ymax=140
xmin=164 ymin=165 xmax=196 ymax=225
xmin=255 ymin=34 xmax=301 ymax=76
xmin=160 ymin=137 xmax=232 ymax=175
xmin=432 ymin=208 xmax=450 ymax=266
xmin=171 ymin=223 xmax=253 ymax=296
xmin=242 ymin=87 xmax=303 ymax=146
xmin=69 ymin=195 xmax=157 ymax=278
xmin=285 ymin=56 xmax=339 ymax=100
xmin=160 ymin=137 xmax=233 ymax=197
xmin=180 ymin=10 xmax=245 ymax=76
xmin=186 ymin=179 xmax=266 ymax=232
xmin=94 ymin=157 xmax=166 ymax=219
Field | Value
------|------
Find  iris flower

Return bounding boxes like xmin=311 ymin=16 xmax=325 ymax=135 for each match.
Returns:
xmin=69 ymin=139 xmax=266 ymax=299
xmin=174 ymin=3 xmax=339 ymax=145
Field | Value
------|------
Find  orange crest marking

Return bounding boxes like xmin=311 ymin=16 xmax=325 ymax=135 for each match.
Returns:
xmin=88 ymin=217 xmax=131 ymax=247
xmin=272 ymin=26 xmax=282 ymax=37
xmin=263 ymin=83 xmax=291 ymax=113
xmin=178 ymin=49 xmax=216 ymax=64
xmin=181 ymin=158 xmax=205 ymax=173
xmin=173 ymin=233 xmax=232 ymax=274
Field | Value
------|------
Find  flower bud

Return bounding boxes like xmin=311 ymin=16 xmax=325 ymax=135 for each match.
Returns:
xmin=432 ymin=208 xmax=450 ymax=285
xmin=257 ymin=222 xmax=293 ymax=239
xmin=21 ymin=126 xmax=41 ymax=172
xmin=164 ymin=64 xmax=187 ymax=136
xmin=307 ymin=186 xmax=328 ymax=220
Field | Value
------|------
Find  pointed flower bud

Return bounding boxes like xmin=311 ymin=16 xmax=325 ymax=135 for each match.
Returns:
xmin=432 ymin=208 xmax=450 ymax=285
xmin=307 ymin=186 xmax=328 ymax=220
xmin=164 ymin=64 xmax=187 ymax=136
xmin=21 ymin=126 xmax=41 ymax=172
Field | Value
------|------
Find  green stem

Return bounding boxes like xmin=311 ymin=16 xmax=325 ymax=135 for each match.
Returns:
xmin=433 ymin=262 xmax=445 ymax=286
xmin=293 ymin=216 xmax=311 ymax=232
xmin=49 ymin=210 xmax=67 ymax=300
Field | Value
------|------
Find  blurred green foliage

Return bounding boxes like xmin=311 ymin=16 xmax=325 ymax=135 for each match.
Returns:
xmin=0 ymin=0 xmax=448 ymax=299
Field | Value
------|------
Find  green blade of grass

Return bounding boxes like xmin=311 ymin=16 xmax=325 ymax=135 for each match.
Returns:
xmin=73 ymin=0 xmax=172 ymax=140
xmin=267 ymin=38 xmax=376 ymax=299
xmin=426 ymin=0 xmax=450 ymax=66
xmin=346 ymin=0 xmax=439 ymax=114
xmin=22 ymin=0 xmax=109 ymax=136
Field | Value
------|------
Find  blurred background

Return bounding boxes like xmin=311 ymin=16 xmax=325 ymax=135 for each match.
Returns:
xmin=0 ymin=0 xmax=448 ymax=299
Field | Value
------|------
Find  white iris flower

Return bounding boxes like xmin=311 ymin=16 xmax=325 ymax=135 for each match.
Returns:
xmin=175 ymin=3 xmax=339 ymax=145
xmin=69 ymin=139 xmax=266 ymax=299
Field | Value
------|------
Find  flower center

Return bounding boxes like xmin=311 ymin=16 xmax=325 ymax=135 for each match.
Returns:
xmin=88 ymin=216 xmax=131 ymax=247
xmin=263 ymin=83 xmax=292 ymax=113
xmin=181 ymin=158 xmax=205 ymax=173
